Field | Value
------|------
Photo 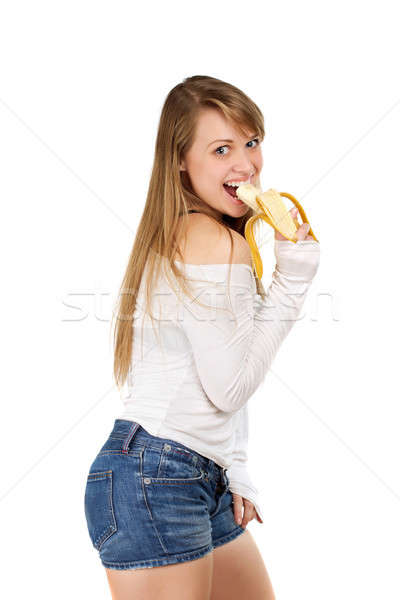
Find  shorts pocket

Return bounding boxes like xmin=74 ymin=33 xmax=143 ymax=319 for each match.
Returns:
xmin=141 ymin=458 xmax=209 ymax=555
xmin=143 ymin=444 xmax=205 ymax=483
xmin=84 ymin=470 xmax=117 ymax=551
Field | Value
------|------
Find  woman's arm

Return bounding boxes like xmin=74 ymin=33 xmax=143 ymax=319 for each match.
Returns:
xmin=226 ymin=403 xmax=264 ymax=523
xmin=176 ymin=235 xmax=320 ymax=413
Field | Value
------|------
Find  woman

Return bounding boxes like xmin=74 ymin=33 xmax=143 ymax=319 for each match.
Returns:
xmin=84 ymin=75 xmax=320 ymax=599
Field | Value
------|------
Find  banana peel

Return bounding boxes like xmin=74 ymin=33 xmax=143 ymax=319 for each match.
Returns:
xmin=237 ymin=184 xmax=319 ymax=280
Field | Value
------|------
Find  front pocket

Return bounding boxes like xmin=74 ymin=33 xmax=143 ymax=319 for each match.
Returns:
xmin=143 ymin=473 xmax=204 ymax=485
xmin=84 ymin=470 xmax=117 ymax=551
xmin=143 ymin=444 xmax=204 ymax=481
xmin=141 ymin=470 xmax=208 ymax=555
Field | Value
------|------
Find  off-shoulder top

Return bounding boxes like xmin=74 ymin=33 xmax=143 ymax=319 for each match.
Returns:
xmin=117 ymin=226 xmax=321 ymax=523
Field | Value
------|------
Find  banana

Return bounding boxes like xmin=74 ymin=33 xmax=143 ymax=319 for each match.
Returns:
xmin=236 ymin=184 xmax=318 ymax=280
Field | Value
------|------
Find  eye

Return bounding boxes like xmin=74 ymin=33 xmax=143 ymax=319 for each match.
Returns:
xmin=214 ymin=138 xmax=260 ymax=158
xmin=247 ymin=138 xmax=260 ymax=148
xmin=215 ymin=145 xmax=229 ymax=157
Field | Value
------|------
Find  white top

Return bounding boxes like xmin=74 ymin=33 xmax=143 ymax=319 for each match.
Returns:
xmin=118 ymin=239 xmax=321 ymax=523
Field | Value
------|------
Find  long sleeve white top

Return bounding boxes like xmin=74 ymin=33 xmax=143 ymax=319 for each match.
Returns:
xmin=118 ymin=239 xmax=321 ymax=523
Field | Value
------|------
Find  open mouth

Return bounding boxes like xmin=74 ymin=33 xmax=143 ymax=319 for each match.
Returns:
xmin=223 ymin=183 xmax=239 ymax=198
xmin=223 ymin=183 xmax=246 ymax=205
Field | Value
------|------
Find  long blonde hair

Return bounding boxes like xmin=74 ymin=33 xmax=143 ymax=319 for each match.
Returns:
xmin=112 ymin=75 xmax=267 ymax=389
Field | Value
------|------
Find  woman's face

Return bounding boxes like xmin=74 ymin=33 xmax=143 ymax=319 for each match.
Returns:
xmin=180 ymin=108 xmax=263 ymax=219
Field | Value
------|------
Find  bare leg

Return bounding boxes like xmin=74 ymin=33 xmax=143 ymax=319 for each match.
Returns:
xmin=210 ymin=530 xmax=276 ymax=600
xmin=105 ymin=551 xmax=214 ymax=600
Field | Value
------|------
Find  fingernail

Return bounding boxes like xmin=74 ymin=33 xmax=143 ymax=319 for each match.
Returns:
xmin=305 ymin=223 xmax=310 ymax=232
xmin=236 ymin=518 xmax=242 ymax=525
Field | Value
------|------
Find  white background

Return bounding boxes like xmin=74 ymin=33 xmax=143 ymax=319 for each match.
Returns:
xmin=0 ymin=1 xmax=399 ymax=598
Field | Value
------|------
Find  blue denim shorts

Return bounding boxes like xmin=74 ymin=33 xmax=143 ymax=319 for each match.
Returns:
xmin=84 ymin=419 xmax=246 ymax=570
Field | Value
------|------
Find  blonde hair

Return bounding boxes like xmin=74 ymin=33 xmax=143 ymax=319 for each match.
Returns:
xmin=112 ymin=75 xmax=267 ymax=389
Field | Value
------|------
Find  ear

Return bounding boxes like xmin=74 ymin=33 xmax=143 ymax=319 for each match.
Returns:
xmin=179 ymin=159 xmax=186 ymax=172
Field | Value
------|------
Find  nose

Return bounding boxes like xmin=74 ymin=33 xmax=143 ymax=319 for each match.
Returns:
xmin=231 ymin=148 xmax=256 ymax=175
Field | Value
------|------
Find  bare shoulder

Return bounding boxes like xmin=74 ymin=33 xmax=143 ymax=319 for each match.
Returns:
xmin=176 ymin=213 xmax=252 ymax=267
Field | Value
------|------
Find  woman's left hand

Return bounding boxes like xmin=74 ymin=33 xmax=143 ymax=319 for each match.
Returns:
xmin=232 ymin=492 xmax=263 ymax=528
xmin=275 ymin=207 xmax=314 ymax=241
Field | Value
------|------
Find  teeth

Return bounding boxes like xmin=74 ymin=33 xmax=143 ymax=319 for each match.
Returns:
xmin=224 ymin=179 xmax=251 ymax=187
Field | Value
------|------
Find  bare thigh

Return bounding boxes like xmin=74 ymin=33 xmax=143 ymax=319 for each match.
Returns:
xmin=105 ymin=552 xmax=214 ymax=600
xmin=210 ymin=529 xmax=276 ymax=600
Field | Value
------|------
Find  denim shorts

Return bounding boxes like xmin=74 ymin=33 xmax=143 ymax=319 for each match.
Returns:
xmin=84 ymin=419 xmax=246 ymax=570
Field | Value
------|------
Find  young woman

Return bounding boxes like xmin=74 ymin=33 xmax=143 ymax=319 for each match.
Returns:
xmin=84 ymin=75 xmax=320 ymax=599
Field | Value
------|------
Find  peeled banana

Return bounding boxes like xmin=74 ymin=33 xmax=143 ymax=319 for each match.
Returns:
xmin=236 ymin=184 xmax=318 ymax=280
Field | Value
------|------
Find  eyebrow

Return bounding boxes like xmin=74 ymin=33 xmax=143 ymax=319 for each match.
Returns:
xmin=207 ymin=134 xmax=258 ymax=148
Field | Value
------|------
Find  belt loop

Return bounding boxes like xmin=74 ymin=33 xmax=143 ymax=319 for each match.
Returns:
xmin=223 ymin=467 xmax=229 ymax=486
xmin=122 ymin=422 xmax=140 ymax=455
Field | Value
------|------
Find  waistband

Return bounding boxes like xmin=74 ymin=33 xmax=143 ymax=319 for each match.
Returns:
xmin=110 ymin=419 xmax=227 ymax=481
